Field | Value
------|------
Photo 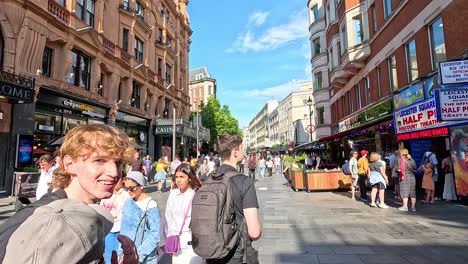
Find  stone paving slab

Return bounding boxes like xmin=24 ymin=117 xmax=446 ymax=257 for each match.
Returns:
xmin=254 ymin=172 xmax=468 ymax=264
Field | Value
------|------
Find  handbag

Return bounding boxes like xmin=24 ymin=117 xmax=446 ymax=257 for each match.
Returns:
xmin=164 ymin=196 xmax=193 ymax=254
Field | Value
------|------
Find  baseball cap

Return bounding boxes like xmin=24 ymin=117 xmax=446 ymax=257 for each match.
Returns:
xmin=127 ymin=171 xmax=147 ymax=186
xmin=3 ymin=199 xmax=113 ymax=264
xmin=360 ymin=150 xmax=369 ymax=156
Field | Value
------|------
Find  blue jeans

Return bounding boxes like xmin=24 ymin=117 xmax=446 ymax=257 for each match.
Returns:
xmin=105 ymin=232 xmax=120 ymax=263
xmin=259 ymin=166 xmax=266 ymax=177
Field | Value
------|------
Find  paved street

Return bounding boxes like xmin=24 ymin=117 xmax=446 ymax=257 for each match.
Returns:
xmin=1 ymin=173 xmax=468 ymax=264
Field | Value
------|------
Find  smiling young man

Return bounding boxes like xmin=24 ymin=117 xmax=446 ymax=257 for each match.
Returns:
xmin=0 ymin=124 xmax=139 ymax=263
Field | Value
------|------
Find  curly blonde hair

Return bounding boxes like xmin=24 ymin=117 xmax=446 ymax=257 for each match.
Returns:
xmin=52 ymin=124 xmax=136 ymax=189
xmin=369 ymin=152 xmax=380 ymax=163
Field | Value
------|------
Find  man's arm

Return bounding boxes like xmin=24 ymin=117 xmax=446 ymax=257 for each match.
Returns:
xmin=243 ymin=208 xmax=261 ymax=240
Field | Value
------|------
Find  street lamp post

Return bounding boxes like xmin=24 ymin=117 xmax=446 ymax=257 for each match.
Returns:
xmin=305 ymin=96 xmax=313 ymax=142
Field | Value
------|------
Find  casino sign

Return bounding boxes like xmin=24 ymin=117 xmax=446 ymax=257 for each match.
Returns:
xmin=0 ymin=71 xmax=34 ymax=103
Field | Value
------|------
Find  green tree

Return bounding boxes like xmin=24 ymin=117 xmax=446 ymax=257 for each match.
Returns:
xmin=198 ymin=96 xmax=241 ymax=142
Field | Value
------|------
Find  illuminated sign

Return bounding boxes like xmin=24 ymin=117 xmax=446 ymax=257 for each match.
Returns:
xmin=396 ymin=127 xmax=449 ymax=141
xmin=63 ymin=100 xmax=106 ymax=119
xmin=394 ymin=98 xmax=447 ymax=134
xmin=439 ymin=59 xmax=468 ymax=85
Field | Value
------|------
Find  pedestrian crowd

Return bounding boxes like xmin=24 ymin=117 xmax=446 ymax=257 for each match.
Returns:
xmin=344 ymin=145 xmax=458 ymax=212
xmin=0 ymin=124 xmax=261 ymax=264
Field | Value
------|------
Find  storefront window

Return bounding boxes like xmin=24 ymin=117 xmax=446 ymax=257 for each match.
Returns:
xmin=34 ymin=113 xmax=62 ymax=135
xmin=63 ymin=116 xmax=85 ymax=134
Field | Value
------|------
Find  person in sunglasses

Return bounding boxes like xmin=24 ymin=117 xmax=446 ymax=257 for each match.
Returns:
xmin=120 ymin=171 xmax=161 ymax=263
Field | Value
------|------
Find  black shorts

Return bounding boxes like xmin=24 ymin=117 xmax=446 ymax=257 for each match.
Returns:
xmin=372 ymin=182 xmax=386 ymax=189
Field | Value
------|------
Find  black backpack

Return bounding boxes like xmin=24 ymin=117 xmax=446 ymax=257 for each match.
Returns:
xmin=422 ymin=153 xmax=434 ymax=166
xmin=214 ymin=157 xmax=221 ymax=167
xmin=191 ymin=170 xmax=246 ymax=260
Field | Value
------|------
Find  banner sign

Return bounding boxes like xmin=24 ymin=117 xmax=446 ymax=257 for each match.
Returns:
xmin=435 ymin=87 xmax=468 ymax=121
xmin=439 ymin=59 xmax=468 ymax=85
xmin=393 ymin=82 xmax=424 ymax=109
xmin=449 ymin=125 xmax=468 ymax=197
xmin=338 ymin=99 xmax=392 ymax=133
xmin=394 ymin=98 xmax=446 ymax=134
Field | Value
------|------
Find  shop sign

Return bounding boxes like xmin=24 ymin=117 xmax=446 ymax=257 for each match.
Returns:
xmin=393 ymin=82 xmax=424 ymax=109
xmin=0 ymin=71 xmax=34 ymax=102
xmin=38 ymin=125 xmax=54 ymax=132
xmin=396 ymin=127 xmax=448 ymax=141
xmin=435 ymin=87 xmax=468 ymax=121
xmin=439 ymin=59 xmax=468 ymax=85
xmin=63 ymin=100 xmax=106 ymax=119
xmin=394 ymin=98 xmax=466 ymax=134
xmin=155 ymin=125 xmax=182 ymax=135
xmin=338 ymin=99 xmax=392 ymax=133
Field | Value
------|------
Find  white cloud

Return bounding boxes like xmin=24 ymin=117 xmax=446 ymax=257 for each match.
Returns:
xmin=248 ymin=11 xmax=269 ymax=27
xmin=230 ymin=10 xmax=309 ymax=53
xmin=243 ymin=80 xmax=303 ymax=100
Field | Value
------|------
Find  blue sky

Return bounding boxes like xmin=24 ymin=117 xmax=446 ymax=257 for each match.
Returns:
xmin=187 ymin=0 xmax=311 ymax=127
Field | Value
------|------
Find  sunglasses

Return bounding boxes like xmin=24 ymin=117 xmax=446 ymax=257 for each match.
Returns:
xmin=123 ymin=185 xmax=140 ymax=192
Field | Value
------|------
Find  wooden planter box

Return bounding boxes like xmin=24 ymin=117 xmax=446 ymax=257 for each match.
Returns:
xmin=291 ymin=170 xmax=306 ymax=191
xmin=287 ymin=168 xmax=293 ymax=182
xmin=306 ymin=171 xmax=352 ymax=191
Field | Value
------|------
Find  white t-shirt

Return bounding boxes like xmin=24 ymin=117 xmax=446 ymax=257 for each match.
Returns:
xmin=36 ymin=165 xmax=58 ymax=200
xmin=135 ymin=197 xmax=157 ymax=211
xmin=165 ymin=188 xmax=195 ymax=249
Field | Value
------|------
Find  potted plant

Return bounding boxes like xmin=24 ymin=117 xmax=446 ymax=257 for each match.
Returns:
xmin=283 ymin=155 xmax=294 ymax=182
xmin=291 ymin=167 xmax=306 ymax=191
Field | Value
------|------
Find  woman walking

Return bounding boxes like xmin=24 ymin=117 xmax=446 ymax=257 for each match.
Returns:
xmin=155 ymin=157 xmax=168 ymax=192
xmin=368 ymin=153 xmax=389 ymax=208
xmin=442 ymin=152 xmax=457 ymax=201
xmin=397 ymin=149 xmax=418 ymax=212
xmin=165 ymin=163 xmax=202 ymax=264
xmin=120 ymin=171 xmax=160 ymax=263
xmin=258 ymin=156 xmax=266 ymax=178
xmin=197 ymin=159 xmax=210 ymax=183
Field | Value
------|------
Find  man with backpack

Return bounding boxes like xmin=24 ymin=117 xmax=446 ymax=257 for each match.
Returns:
xmin=247 ymin=153 xmax=257 ymax=180
xmin=191 ymin=133 xmax=261 ymax=264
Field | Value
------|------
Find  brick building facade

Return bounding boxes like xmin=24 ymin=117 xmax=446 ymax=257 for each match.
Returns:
xmin=0 ymin=0 xmax=192 ymax=194
xmin=311 ymin=0 xmax=468 ymax=165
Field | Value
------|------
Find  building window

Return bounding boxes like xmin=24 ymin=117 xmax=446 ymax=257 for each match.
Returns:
xmin=208 ymin=85 xmax=212 ymax=95
xmin=313 ymin=37 xmax=321 ymax=57
xmin=353 ymin=15 xmax=363 ymax=45
xmin=429 ymin=17 xmax=446 ymax=70
xmin=97 ymin=73 xmax=104 ymax=96
xmin=371 ymin=5 xmax=377 ymax=32
xmin=166 ymin=63 xmax=172 ymax=85
xmin=313 ymin=72 xmax=322 ymax=91
xmin=349 ymin=91 xmax=353 ymax=113
xmin=67 ymin=49 xmax=91 ymax=90
xmin=329 ymin=47 xmax=334 ymax=68
xmin=76 ymin=0 xmax=95 ymax=26
xmin=341 ymin=24 xmax=348 ymax=51
xmin=134 ymin=37 xmax=144 ymax=63
xmin=376 ymin=67 xmax=382 ymax=97
xmin=406 ymin=39 xmax=418 ymax=82
xmin=122 ymin=28 xmax=129 ymax=52
xmin=388 ymin=56 xmax=398 ymax=91
xmin=135 ymin=1 xmax=144 ymax=20
xmin=121 ymin=0 xmax=129 ymax=9
xmin=131 ymin=80 xmax=141 ymax=108
xmin=56 ymin=0 xmax=65 ymax=6
xmin=317 ymin=107 xmax=325 ymax=125
xmin=157 ymin=58 xmax=163 ymax=77
xmin=337 ymin=41 xmax=342 ymax=64
xmin=356 ymin=84 xmax=361 ymax=109
xmin=41 ymin=47 xmax=53 ymax=77
xmin=326 ymin=3 xmax=330 ymax=25
xmin=157 ymin=28 xmax=163 ymax=44
xmin=384 ymin=0 xmax=392 ymax=19
xmin=311 ymin=4 xmax=320 ymax=23
xmin=364 ymin=76 xmax=370 ymax=105
xmin=117 ymin=82 xmax=122 ymax=102
xmin=166 ymin=36 xmax=172 ymax=50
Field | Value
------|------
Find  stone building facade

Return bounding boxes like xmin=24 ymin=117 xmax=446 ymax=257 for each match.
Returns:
xmin=0 ymin=0 xmax=192 ymax=194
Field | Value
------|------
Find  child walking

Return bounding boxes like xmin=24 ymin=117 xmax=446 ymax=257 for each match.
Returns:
xmin=420 ymin=163 xmax=435 ymax=204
